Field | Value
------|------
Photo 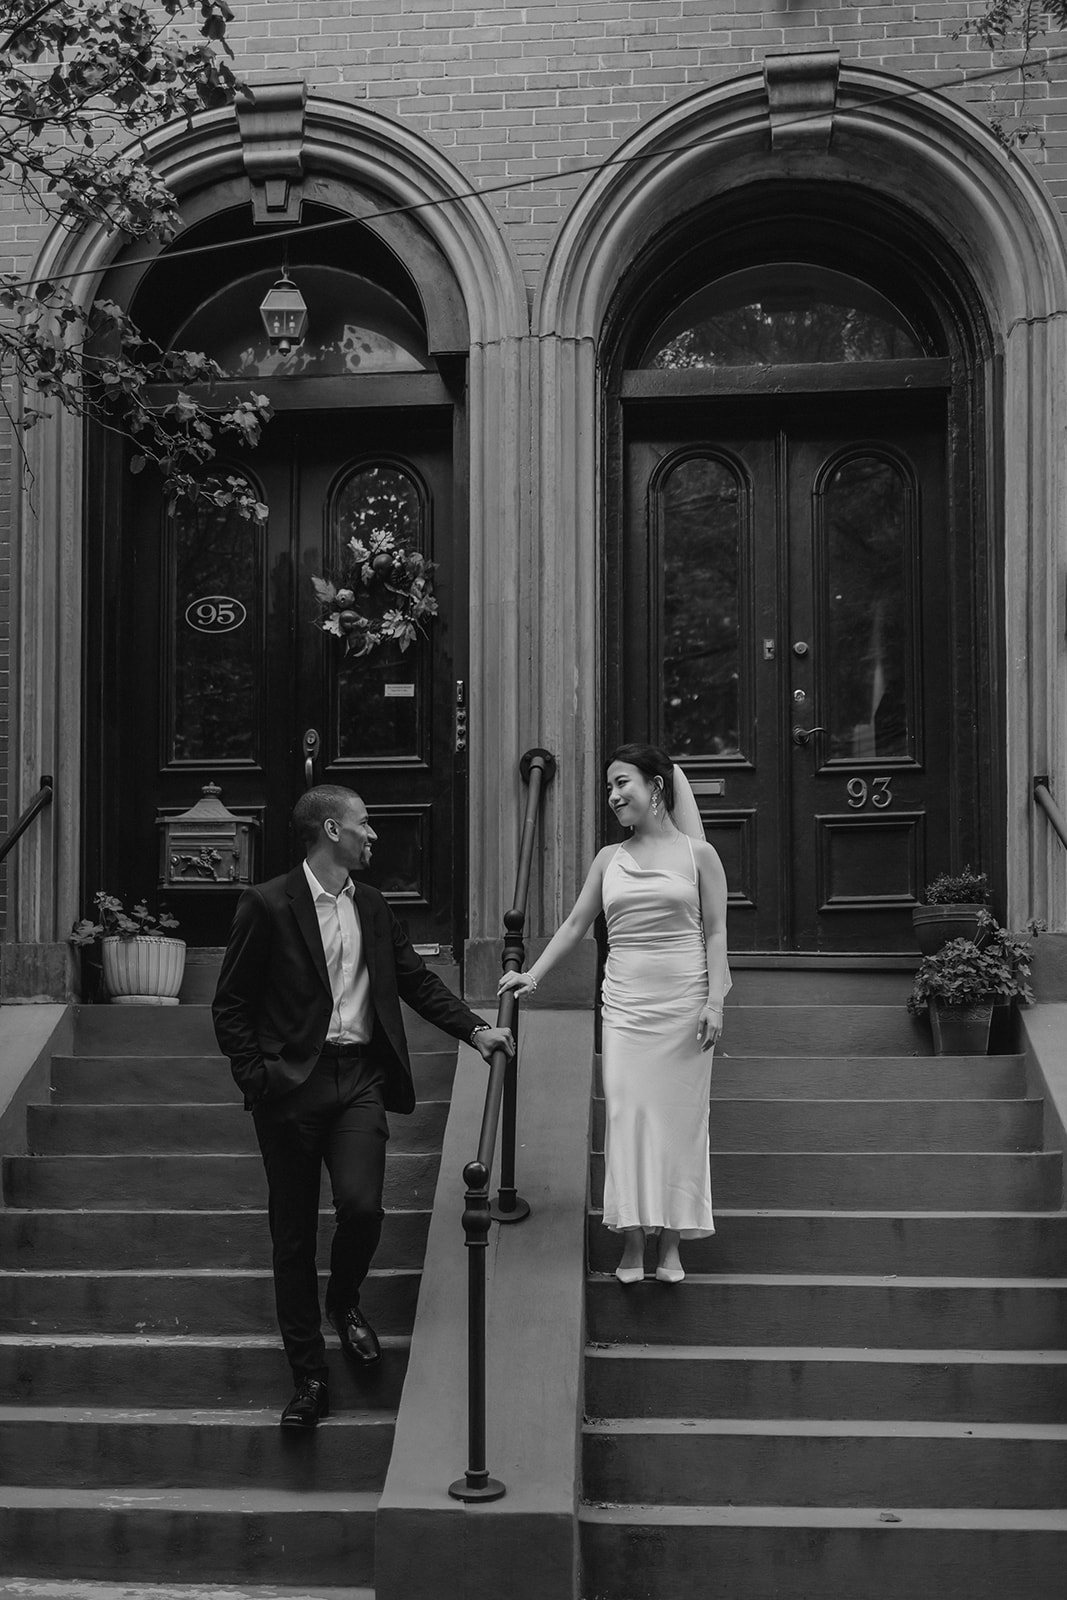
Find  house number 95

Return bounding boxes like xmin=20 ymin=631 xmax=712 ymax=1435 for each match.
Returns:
xmin=847 ymin=777 xmax=893 ymax=809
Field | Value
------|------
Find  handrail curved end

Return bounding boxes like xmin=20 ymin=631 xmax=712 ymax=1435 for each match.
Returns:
xmin=520 ymin=747 xmax=557 ymax=785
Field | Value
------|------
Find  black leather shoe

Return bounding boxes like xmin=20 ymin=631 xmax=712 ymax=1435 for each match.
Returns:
xmin=280 ymin=1377 xmax=329 ymax=1427
xmin=328 ymin=1304 xmax=382 ymax=1364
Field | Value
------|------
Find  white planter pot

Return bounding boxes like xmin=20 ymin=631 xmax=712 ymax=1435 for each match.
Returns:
xmin=100 ymin=935 xmax=186 ymax=1005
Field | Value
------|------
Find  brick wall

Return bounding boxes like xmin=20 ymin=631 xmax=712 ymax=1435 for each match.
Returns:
xmin=213 ymin=1 xmax=1067 ymax=285
xmin=1 ymin=0 xmax=1066 ymax=933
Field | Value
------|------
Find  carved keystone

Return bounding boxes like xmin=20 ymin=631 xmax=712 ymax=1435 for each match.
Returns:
xmin=764 ymin=50 xmax=840 ymax=155
xmin=236 ymin=79 xmax=308 ymax=224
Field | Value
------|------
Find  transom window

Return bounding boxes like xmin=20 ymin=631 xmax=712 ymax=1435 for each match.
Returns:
xmin=641 ymin=264 xmax=925 ymax=368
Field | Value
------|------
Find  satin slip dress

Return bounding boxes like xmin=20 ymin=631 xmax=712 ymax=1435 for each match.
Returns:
xmin=600 ymin=834 xmax=714 ymax=1238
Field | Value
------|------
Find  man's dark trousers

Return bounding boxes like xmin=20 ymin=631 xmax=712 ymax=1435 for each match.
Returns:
xmin=253 ymin=1042 xmax=387 ymax=1383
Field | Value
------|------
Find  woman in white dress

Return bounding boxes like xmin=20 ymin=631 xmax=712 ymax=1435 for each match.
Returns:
xmin=499 ymin=744 xmax=729 ymax=1284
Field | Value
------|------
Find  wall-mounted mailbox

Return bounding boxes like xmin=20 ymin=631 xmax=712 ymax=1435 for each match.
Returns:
xmin=158 ymin=783 xmax=259 ymax=889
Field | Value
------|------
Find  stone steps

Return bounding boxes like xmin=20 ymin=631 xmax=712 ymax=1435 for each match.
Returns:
xmin=0 ymin=1002 xmax=463 ymax=1592
xmin=579 ymin=981 xmax=1067 ymax=1599
xmin=586 ymin=1208 xmax=1067 ymax=1276
xmin=584 ymin=1344 xmax=1067 ymax=1424
xmin=0 ymin=1207 xmax=429 ymax=1269
xmin=0 ymin=1404 xmax=395 ymax=1491
xmin=582 ymin=1416 xmax=1067 ymax=1508
xmin=588 ymin=1149 xmax=1061 ymax=1209
xmin=584 ymin=1273 xmax=1067 ymax=1348
xmin=0 ymin=1333 xmax=409 ymax=1409
xmin=0 ymin=1266 xmax=421 ymax=1336
xmin=590 ymin=1094 xmax=1043 ymax=1150
xmin=0 ymin=1487 xmax=378 ymax=1585
xmin=4 ymin=1152 xmax=441 ymax=1208
xmin=579 ymin=1505 xmax=1067 ymax=1600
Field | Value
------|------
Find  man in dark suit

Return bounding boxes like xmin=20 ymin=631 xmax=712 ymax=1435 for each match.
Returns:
xmin=213 ymin=784 xmax=514 ymax=1427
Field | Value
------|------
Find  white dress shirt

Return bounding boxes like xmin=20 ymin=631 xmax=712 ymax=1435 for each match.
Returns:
xmin=303 ymin=860 xmax=373 ymax=1045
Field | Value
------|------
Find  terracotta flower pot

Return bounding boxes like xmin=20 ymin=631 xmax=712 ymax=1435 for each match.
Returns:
xmin=912 ymin=903 xmax=991 ymax=956
xmin=929 ymin=999 xmax=993 ymax=1056
xmin=100 ymin=935 xmax=186 ymax=1005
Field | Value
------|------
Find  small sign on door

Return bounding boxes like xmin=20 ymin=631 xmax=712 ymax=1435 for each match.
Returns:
xmin=384 ymin=683 xmax=415 ymax=698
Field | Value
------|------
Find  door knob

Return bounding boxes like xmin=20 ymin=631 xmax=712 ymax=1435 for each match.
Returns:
xmin=303 ymin=727 xmax=321 ymax=788
xmin=792 ymin=725 xmax=827 ymax=748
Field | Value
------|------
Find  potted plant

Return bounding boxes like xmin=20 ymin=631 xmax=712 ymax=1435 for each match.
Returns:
xmin=70 ymin=893 xmax=185 ymax=1005
xmin=907 ymin=914 xmax=1041 ymax=1055
xmin=911 ymin=866 xmax=992 ymax=955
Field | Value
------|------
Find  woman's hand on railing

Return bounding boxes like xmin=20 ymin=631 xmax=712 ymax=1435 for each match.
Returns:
xmin=498 ymin=970 xmax=537 ymax=998
xmin=471 ymin=1026 xmax=516 ymax=1061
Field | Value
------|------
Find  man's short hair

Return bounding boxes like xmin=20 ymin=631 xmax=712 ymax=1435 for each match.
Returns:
xmin=291 ymin=785 xmax=362 ymax=850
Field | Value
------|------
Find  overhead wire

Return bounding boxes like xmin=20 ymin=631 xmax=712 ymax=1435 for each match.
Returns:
xmin=7 ymin=35 xmax=1067 ymax=291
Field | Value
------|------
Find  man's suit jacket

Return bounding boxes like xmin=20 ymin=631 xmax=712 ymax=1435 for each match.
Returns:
xmin=212 ymin=865 xmax=486 ymax=1112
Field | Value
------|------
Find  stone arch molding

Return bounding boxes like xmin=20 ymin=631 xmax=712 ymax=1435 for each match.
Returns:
xmin=531 ymin=61 xmax=1067 ymax=931
xmin=17 ymin=96 xmax=528 ymax=947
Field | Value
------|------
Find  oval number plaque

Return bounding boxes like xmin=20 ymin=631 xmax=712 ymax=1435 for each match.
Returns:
xmin=185 ymin=596 xmax=247 ymax=634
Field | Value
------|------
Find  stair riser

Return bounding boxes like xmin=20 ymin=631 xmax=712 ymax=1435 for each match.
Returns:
xmin=589 ymin=1153 xmax=1062 ymax=1210
xmin=585 ymin=1354 xmax=1067 ymax=1424
xmin=711 ymin=1008 xmax=930 ymax=1055
xmin=26 ymin=1101 xmax=449 ymax=1155
xmin=590 ymin=1099 xmax=1043 ymax=1153
xmin=0 ymin=1417 xmax=394 ymax=1491
xmin=0 ymin=1273 xmax=420 ymax=1336
xmin=3 ymin=1153 xmax=441 ymax=1210
xmin=0 ymin=1342 xmax=408 ymax=1409
xmin=586 ymin=1214 xmax=1067 ymax=1278
xmin=596 ymin=1058 xmax=1028 ymax=1100
xmin=578 ymin=1521 xmax=1067 ymax=1600
xmin=50 ymin=1052 xmax=458 ymax=1103
xmin=583 ymin=1431 xmax=1067 ymax=1509
xmin=0 ymin=1506 xmax=374 ymax=1584
xmin=73 ymin=1004 xmax=454 ymax=1056
xmin=0 ymin=1209 xmax=430 ymax=1270
xmin=585 ymin=1283 xmax=1067 ymax=1350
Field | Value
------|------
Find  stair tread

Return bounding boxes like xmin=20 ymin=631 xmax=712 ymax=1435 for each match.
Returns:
xmin=0 ymin=1486 xmax=380 ymax=1510
xmin=587 ymin=1271 xmax=1067 ymax=1288
xmin=586 ymin=1344 xmax=1067 ymax=1364
xmin=0 ymin=1405 xmax=395 ymax=1426
xmin=0 ymin=1584 xmax=374 ymax=1600
xmin=0 ymin=1333 xmax=410 ymax=1349
xmin=0 ymin=1266 xmax=419 ymax=1280
xmin=583 ymin=1417 xmax=1067 ymax=1439
xmin=590 ymin=1206 xmax=1067 ymax=1220
xmin=579 ymin=1503 xmax=1067 ymax=1528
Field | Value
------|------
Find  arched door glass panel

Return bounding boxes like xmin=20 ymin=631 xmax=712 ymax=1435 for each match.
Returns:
xmin=641 ymin=264 xmax=925 ymax=368
xmin=656 ymin=453 xmax=747 ymax=758
xmin=172 ymin=266 xmax=430 ymax=378
xmin=329 ymin=462 xmax=428 ymax=764
xmin=166 ymin=482 xmax=265 ymax=764
xmin=818 ymin=453 xmax=917 ymax=764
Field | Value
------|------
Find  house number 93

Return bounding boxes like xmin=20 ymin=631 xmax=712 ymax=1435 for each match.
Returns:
xmin=847 ymin=777 xmax=893 ymax=809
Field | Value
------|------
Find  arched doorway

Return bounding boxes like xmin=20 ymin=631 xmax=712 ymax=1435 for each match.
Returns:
xmin=85 ymin=202 xmax=468 ymax=950
xmin=604 ymin=193 xmax=993 ymax=952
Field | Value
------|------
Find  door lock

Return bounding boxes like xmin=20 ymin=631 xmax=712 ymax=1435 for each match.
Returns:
xmin=792 ymin=641 xmax=810 ymax=657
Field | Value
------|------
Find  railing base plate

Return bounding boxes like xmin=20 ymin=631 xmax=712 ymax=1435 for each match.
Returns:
xmin=448 ymin=1475 xmax=506 ymax=1502
xmin=490 ymin=1194 xmax=531 ymax=1223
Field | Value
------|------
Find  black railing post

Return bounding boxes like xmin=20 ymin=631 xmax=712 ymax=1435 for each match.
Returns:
xmin=449 ymin=747 xmax=556 ymax=1501
xmin=448 ymin=1159 xmax=505 ymax=1502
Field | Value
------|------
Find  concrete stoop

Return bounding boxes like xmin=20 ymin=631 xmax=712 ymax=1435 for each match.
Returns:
xmin=0 ymin=1003 xmax=459 ymax=1591
xmin=579 ymin=981 xmax=1067 ymax=1600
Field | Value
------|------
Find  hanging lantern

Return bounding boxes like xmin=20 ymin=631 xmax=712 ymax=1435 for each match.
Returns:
xmin=259 ymin=270 xmax=308 ymax=353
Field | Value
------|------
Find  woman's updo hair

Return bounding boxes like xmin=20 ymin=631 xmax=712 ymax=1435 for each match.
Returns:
xmin=606 ymin=743 xmax=675 ymax=812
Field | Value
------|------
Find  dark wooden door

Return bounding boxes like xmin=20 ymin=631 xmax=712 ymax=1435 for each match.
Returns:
xmin=100 ymin=408 xmax=458 ymax=949
xmin=620 ymin=391 xmax=971 ymax=951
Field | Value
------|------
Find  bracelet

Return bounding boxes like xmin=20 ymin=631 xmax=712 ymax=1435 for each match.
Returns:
xmin=525 ymin=973 xmax=538 ymax=991
xmin=470 ymin=1024 xmax=491 ymax=1045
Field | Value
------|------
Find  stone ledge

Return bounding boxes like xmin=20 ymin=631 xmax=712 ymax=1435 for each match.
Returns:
xmin=376 ymin=1009 xmax=594 ymax=1600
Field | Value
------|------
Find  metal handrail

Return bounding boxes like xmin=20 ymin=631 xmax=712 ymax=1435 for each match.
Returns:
xmin=1034 ymin=776 xmax=1067 ymax=853
xmin=448 ymin=747 xmax=557 ymax=1504
xmin=0 ymin=776 xmax=53 ymax=866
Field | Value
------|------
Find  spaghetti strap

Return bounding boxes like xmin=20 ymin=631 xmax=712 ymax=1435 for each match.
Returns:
xmin=685 ymin=834 xmax=697 ymax=883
